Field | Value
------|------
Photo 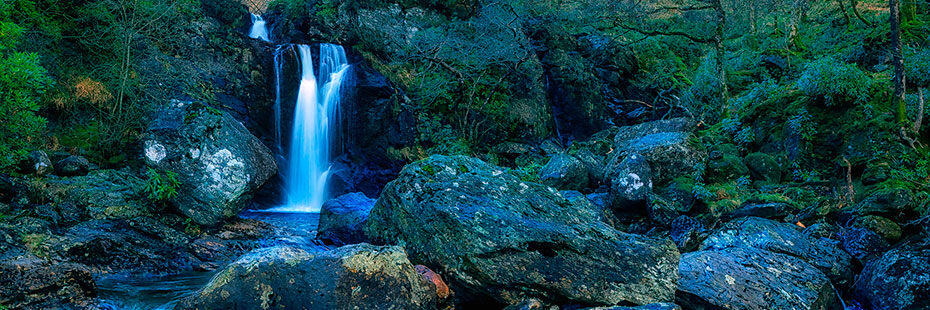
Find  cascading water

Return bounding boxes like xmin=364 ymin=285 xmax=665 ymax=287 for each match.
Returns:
xmin=266 ymin=44 xmax=350 ymax=213
xmin=248 ymin=14 xmax=270 ymax=42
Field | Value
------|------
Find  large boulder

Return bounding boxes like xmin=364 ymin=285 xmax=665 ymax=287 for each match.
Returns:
xmin=143 ymin=100 xmax=277 ymax=225
xmin=609 ymin=118 xmax=704 ymax=185
xmin=538 ymin=154 xmax=589 ymax=191
xmin=177 ymin=244 xmax=442 ymax=310
xmin=317 ymin=192 xmax=376 ymax=245
xmin=853 ymin=236 xmax=930 ymax=309
xmin=700 ymin=217 xmax=854 ymax=288
xmin=364 ymin=155 xmax=680 ymax=306
xmin=677 ymin=247 xmax=838 ymax=310
xmin=32 ymin=169 xmax=150 ymax=221
xmin=605 ymin=153 xmax=653 ymax=213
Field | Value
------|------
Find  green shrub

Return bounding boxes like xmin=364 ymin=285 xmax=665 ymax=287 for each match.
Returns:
xmin=0 ymin=21 xmax=50 ymax=170
xmin=906 ymin=48 xmax=930 ymax=89
xmin=796 ymin=57 xmax=872 ymax=106
xmin=143 ymin=168 xmax=181 ymax=202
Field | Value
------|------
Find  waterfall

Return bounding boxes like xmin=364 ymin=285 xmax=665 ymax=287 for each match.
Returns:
xmin=248 ymin=14 xmax=270 ymax=42
xmin=267 ymin=44 xmax=350 ymax=213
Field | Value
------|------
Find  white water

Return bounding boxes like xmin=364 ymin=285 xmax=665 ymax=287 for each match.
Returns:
xmin=267 ymin=44 xmax=350 ymax=213
xmin=248 ymin=14 xmax=270 ymax=42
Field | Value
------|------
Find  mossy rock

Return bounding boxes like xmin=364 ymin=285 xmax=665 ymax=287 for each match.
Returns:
xmin=704 ymin=144 xmax=749 ymax=183
xmin=744 ymin=152 xmax=782 ymax=184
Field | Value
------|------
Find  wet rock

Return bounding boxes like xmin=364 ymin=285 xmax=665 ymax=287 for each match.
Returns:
xmin=365 ymin=155 xmax=679 ymax=306
xmin=143 ymin=100 xmax=277 ymax=225
xmin=22 ymin=150 xmax=53 ymax=176
xmin=851 ymin=215 xmax=902 ymax=242
xmin=127 ymin=216 xmax=189 ymax=246
xmin=177 ymin=244 xmax=441 ymax=310
xmin=538 ymin=154 xmax=589 ymax=191
xmin=55 ymin=155 xmax=92 ymax=177
xmin=854 ymin=236 xmax=930 ymax=309
xmin=700 ymin=217 xmax=854 ymax=288
xmin=743 ymin=152 xmax=782 ymax=183
xmin=839 ymin=227 xmax=890 ymax=261
xmin=318 ymin=192 xmax=376 ymax=245
xmin=0 ymin=258 xmax=96 ymax=309
xmin=59 ymin=220 xmax=189 ymax=274
xmin=677 ymin=247 xmax=838 ymax=310
xmin=605 ymin=153 xmax=652 ymax=213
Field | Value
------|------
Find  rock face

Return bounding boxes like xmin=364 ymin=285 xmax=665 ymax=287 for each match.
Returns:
xmin=364 ymin=155 xmax=680 ymax=306
xmin=854 ymin=236 xmax=930 ymax=309
xmin=317 ymin=192 xmax=376 ymax=244
xmin=538 ymin=154 xmax=589 ymax=191
xmin=700 ymin=217 xmax=854 ymax=288
xmin=143 ymin=100 xmax=277 ymax=225
xmin=177 ymin=244 xmax=441 ymax=310
xmin=677 ymin=247 xmax=838 ymax=310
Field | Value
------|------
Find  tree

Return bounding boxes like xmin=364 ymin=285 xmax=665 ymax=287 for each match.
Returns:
xmin=890 ymin=0 xmax=906 ymax=125
xmin=0 ymin=21 xmax=51 ymax=169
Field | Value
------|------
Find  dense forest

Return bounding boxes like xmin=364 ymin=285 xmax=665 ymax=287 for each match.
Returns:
xmin=1 ymin=0 xmax=929 ymax=309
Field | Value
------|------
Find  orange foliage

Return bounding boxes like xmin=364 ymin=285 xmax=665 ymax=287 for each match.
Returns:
xmin=72 ymin=76 xmax=113 ymax=107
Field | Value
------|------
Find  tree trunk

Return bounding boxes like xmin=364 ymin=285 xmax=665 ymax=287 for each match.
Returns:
xmin=714 ymin=0 xmax=729 ymax=116
xmin=890 ymin=0 xmax=907 ymax=124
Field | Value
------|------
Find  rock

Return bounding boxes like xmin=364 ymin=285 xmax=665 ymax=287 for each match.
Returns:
xmin=22 ymin=150 xmax=53 ymax=176
xmin=743 ymin=152 xmax=782 ymax=183
xmin=721 ymin=202 xmax=793 ymax=221
xmin=177 ymin=244 xmax=441 ymax=310
xmin=851 ymin=188 xmax=914 ymax=218
xmin=613 ymin=118 xmax=695 ymax=143
xmin=494 ymin=141 xmax=533 ymax=155
xmin=582 ymin=303 xmax=681 ymax=310
xmin=670 ymin=215 xmax=705 ymax=252
xmin=605 ymin=153 xmax=652 ymax=213
xmin=415 ymin=265 xmax=450 ymax=300
xmin=700 ymin=217 xmax=854 ymax=288
xmin=648 ymin=195 xmax=680 ymax=226
xmin=143 ymin=100 xmax=277 ymax=225
xmin=538 ymin=154 xmax=589 ymax=191
xmin=677 ymin=247 xmax=838 ymax=310
xmin=839 ymin=227 xmax=890 ymax=261
xmin=54 ymin=155 xmax=91 ymax=177
xmin=364 ymin=155 xmax=679 ymax=306
xmin=704 ymin=144 xmax=749 ymax=183
xmin=613 ymin=132 xmax=703 ymax=185
xmin=34 ymin=169 xmax=151 ymax=221
xmin=0 ymin=258 xmax=96 ymax=309
xmin=854 ymin=236 xmax=930 ymax=309
xmin=317 ymin=192 xmax=376 ymax=245
xmin=851 ymin=215 xmax=902 ymax=242
xmin=804 ymin=222 xmax=842 ymax=241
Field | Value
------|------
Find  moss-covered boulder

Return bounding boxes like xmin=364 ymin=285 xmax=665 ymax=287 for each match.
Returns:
xmin=743 ymin=152 xmax=782 ymax=184
xmin=364 ymin=155 xmax=680 ymax=306
xmin=177 ymin=244 xmax=442 ymax=310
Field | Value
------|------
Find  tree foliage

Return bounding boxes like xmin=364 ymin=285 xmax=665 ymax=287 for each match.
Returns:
xmin=0 ymin=17 xmax=51 ymax=170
